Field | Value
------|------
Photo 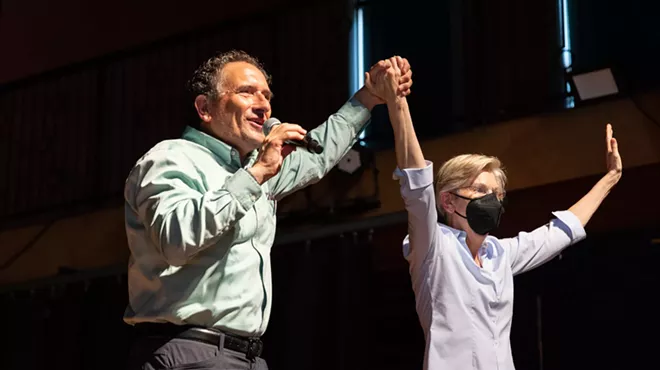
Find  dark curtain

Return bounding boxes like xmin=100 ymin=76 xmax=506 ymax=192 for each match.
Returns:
xmin=458 ymin=0 xmax=564 ymax=125
xmin=0 ymin=0 xmax=351 ymax=224
xmin=362 ymin=0 xmax=564 ymax=149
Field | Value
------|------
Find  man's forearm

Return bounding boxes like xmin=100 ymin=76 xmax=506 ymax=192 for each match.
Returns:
xmin=387 ymin=97 xmax=425 ymax=169
xmin=568 ymin=172 xmax=620 ymax=227
xmin=266 ymin=96 xmax=371 ymax=199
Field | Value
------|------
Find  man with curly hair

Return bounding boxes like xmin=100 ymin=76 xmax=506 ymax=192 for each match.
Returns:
xmin=123 ymin=50 xmax=413 ymax=370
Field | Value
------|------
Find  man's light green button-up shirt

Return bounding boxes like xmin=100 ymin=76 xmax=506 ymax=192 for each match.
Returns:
xmin=123 ymin=97 xmax=371 ymax=336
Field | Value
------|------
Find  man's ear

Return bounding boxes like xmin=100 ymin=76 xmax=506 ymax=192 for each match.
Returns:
xmin=194 ymin=95 xmax=213 ymax=123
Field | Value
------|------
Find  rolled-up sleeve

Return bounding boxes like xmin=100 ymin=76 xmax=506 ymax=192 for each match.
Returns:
xmin=394 ymin=161 xmax=440 ymax=266
xmin=505 ymin=210 xmax=587 ymax=276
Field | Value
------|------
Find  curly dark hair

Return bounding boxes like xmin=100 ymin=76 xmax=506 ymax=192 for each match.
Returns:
xmin=187 ymin=50 xmax=272 ymax=101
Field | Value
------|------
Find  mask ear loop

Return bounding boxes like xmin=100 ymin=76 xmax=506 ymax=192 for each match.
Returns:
xmin=449 ymin=192 xmax=470 ymax=219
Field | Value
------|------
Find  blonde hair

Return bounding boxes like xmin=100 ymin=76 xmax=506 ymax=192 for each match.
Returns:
xmin=435 ymin=154 xmax=507 ymax=218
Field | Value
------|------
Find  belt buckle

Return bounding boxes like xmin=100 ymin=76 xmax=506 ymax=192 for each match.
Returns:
xmin=246 ymin=338 xmax=262 ymax=360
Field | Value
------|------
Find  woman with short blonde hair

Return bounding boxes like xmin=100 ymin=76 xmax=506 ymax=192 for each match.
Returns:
xmin=435 ymin=153 xmax=507 ymax=217
xmin=366 ymin=57 xmax=623 ymax=370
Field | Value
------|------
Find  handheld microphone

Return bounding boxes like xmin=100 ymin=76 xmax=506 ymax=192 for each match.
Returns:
xmin=263 ymin=117 xmax=324 ymax=154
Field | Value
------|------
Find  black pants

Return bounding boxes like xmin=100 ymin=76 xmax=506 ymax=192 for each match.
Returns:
xmin=126 ymin=328 xmax=268 ymax=370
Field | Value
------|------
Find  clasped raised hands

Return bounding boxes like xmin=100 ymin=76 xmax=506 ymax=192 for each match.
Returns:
xmin=365 ymin=56 xmax=412 ymax=104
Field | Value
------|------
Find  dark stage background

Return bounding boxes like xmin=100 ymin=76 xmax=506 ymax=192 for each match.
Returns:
xmin=1 ymin=0 xmax=659 ymax=368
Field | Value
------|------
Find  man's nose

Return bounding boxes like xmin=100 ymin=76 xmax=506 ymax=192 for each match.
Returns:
xmin=253 ymin=94 xmax=270 ymax=115
xmin=253 ymin=104 xmax=269 ymax=117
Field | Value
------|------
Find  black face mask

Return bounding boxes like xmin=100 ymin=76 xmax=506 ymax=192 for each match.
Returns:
xmin=451 ymin=192 xmax=505 ymax=235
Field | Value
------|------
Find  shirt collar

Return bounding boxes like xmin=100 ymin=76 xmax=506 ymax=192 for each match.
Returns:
xmin=182 ymin=126 xmax=258 ymax=169
xmin=439 ymin=222 xmax=496 ymax=258
xmin=440 ymin=222 xmax=466 ymax=240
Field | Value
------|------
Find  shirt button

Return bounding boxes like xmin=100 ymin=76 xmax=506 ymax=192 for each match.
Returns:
xmin=494 ymin=341 xmax=499 ymax=347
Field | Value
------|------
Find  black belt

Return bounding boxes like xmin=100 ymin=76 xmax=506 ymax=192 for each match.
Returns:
xmin=134 ymin=323 xmax=263 ymax=360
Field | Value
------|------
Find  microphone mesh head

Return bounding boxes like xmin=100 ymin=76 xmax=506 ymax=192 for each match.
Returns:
xmin=263 ymin=117 xmax=281 ymax=135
